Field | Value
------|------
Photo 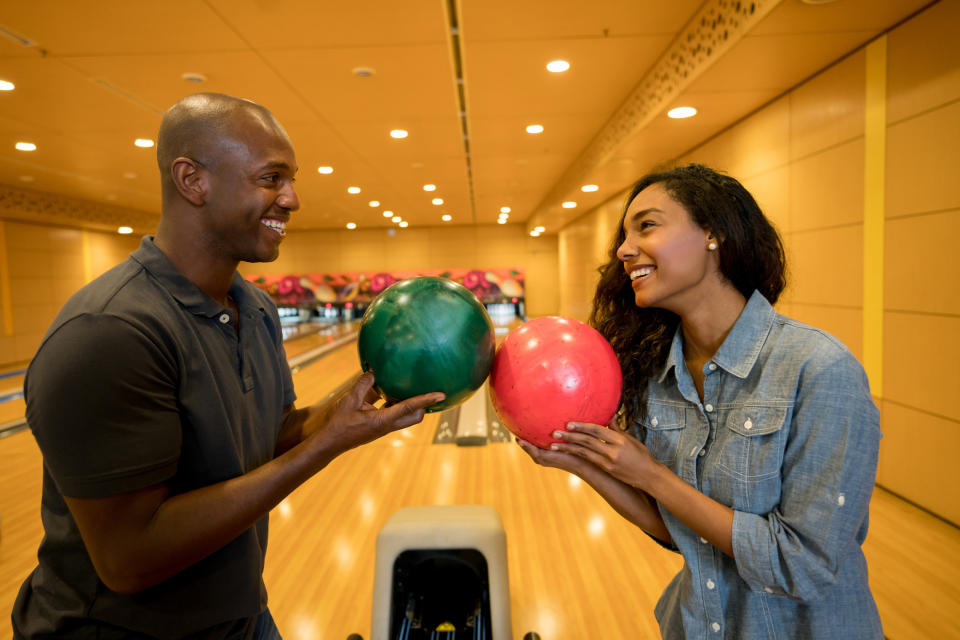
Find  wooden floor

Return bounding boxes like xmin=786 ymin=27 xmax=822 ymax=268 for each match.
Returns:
xmin=1 ymin=328 xmax=959 ymax=639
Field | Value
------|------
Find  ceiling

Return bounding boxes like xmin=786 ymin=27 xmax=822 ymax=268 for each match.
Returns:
xmin=0 ymin=0 xmax=936 ymax=236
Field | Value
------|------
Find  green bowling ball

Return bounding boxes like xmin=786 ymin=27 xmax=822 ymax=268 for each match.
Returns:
xmin=358 ymin=276 xmax=495 ymax=412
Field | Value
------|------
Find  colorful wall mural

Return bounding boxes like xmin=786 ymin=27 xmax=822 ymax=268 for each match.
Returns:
xmin=246 ymin=268 xmax=525 ymax=306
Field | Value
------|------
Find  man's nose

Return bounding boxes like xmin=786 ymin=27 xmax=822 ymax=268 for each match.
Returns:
xmin=278 ymin=181 xmax=300 ymax=211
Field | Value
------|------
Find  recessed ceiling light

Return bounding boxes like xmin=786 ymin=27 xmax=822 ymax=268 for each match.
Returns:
xmin=423 ymin=184 xmax=437 ymax=191
xmin=134 ymin=138 xmax=154 ymax=148
xmin=442 ymin=214 xmax=452 ymax=222
xmin=117 ymin=226 xmax=133 ymax=234
xmin=667 ymin=106 xmax=697 ymax=119
xmin=499 ymin=213 xmax=509 ymax=220
xmin=562 ymin=201 xmax=577 ymax=208
xmin=432 ymin=198 xmax=443 ymax=205
xmin=390 ymin=129 xmax=408 ymax=139
xmin=346 ymin=222 xmax=357 ymax=229
xmin=546 ymin=60 xmax=570 ymax=73
xmin=391 ymin=216 xmax=401 ymax=223
xmin=498 ymin=219 xmax=508 ymax=225
xmin=500 ymin=206 xmax=511 ymax=214
xmin=317 ymin=166 xmax=333 ymax=174
xmin=399 ymin=221 xmax=408 ymax=228
xmin=535 ymin=226 xmax=545 ymax=232
xmin=383 ymin=210 xmax=393 ymax=217
xmin=181 ymin=72 xmax=206 ymax=83
xmin=0 ymin=79 xmax=14 ymax=91
xmin=15 ymin=142 xmax=36 ymax=151
xmin=369 ymin=200 xmax=380 ymax=207
xmin=526 ymin=124 xmax=544 ymax=134
xmin=581 ymin=184 xmax=599 ymax=192
xmin=353 ymin=66 xmax=376 ymax=77
xmin=347 ymin=186 xmax=361 ymax=194
xmin=530 ymin=230 xmax=540 ymax=237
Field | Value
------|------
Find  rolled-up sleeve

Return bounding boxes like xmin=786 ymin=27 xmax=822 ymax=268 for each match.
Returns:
xmin=731 ymin=351 xmax=881 ymax=602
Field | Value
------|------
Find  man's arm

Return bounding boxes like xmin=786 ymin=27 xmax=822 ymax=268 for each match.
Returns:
xmin=65 ymin=372 xmax=441 ymax=594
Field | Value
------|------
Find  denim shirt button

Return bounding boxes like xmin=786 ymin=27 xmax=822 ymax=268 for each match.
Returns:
xmin=764 ymin=586 xmax=774 ymax=594
xmin=651 ymin=417 xmax=659 ymax=427
xmin=708 ymin=363 xmax=718 ymax=371
xmin=219 ymin=313 xmax=230 ymax=324
xmin=744 ymin=419 xmax=753 ymax=430
xmin=698 ymin=448 xmax=706 ymax=457
xmin=706 ymin=579 xmax=716 ymax=589
xmin=700 ymin=536 xmax=708 ymax=543
xmin=705 ymin=403 xmax=714 ymax=412
xmin=711 ymin=622 xmax=721 ymax=632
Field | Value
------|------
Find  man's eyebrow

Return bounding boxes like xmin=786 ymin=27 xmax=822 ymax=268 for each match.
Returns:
xmin=258 ymin=161 xmax=298 ymax=174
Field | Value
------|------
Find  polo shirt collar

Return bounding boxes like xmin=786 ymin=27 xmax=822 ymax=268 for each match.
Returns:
xmin=131 ymin=235 xmax=258 ymax=317
xmin=657 ymin=290 xmax=776 ymax=383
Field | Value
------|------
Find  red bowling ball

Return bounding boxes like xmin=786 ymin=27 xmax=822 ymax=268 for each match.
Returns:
xmin=489 ymin=316 xmax=623 ymax=449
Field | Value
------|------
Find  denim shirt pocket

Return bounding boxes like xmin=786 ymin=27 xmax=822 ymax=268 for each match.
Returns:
xmin=642 ymin=402 xmax=686 ymax=466
xmin=712 ymin=404 xmax=790 ymax=512
xmin=717 ymin=405 xmax=789 ymax=480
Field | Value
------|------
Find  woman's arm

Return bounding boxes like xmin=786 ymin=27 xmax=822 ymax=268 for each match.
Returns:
xmin=516 ymin=435 xmax=672 ymax=544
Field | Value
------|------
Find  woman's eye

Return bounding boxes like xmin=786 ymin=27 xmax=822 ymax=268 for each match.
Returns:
xmin=639 ymin=220 xmax=655 ymax=230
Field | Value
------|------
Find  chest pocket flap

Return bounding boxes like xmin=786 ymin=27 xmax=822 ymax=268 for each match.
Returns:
xmin=641 ymin=403 xmax=685 ymax=464
xmin=725 ymin=405 xmax=789 ymax=437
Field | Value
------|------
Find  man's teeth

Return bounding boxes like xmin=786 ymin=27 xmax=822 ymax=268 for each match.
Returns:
xmin=261 ymin=219 xmax=286 ymax=236
xmin=630 ymin=267 xmax=654 ymax=280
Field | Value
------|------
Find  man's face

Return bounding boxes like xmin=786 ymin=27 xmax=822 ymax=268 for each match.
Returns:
xmin=201 ymin=112 xmax=300 ymax=264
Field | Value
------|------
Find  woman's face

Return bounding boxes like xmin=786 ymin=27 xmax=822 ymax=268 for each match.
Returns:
xmin=615 ymin=182 xmax=719 ymax=314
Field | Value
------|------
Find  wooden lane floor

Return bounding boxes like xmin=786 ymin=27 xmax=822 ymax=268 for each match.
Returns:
xmin=1 ymin=334 xmax=959 ymax=639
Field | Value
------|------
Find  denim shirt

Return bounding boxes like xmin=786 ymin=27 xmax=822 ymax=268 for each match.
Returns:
xmin=636 ymin=291 xmax=883 ymax=639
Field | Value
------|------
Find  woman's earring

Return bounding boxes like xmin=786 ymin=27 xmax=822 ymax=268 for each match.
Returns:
xmin=708 ymin=242 xmax=718 ymax=251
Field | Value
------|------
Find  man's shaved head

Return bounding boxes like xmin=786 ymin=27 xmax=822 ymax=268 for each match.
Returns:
xmin=156 ymin=93 xmax=289 ymax=205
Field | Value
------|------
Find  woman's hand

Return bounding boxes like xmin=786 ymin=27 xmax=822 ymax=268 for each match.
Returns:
xmin=515 ymin=435 xmax=594 ymax=476
xmin=549 ymin=422 xmax=663 ymax=490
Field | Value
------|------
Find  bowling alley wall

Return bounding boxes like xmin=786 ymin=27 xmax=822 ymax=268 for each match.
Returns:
xmin=558 ymin=1 xmax=959 ymax=526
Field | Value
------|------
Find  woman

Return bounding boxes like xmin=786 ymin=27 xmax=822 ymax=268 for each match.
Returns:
xmin=517 ymin=164 xmax=883 ymax=638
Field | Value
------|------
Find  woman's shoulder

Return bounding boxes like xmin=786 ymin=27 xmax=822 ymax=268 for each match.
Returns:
xmin=769 ymin=312 xmax=869 ymax=388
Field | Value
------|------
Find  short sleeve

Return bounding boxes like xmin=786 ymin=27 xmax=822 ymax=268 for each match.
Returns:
xmin=25 ymin=313 xmax=182 ymax=498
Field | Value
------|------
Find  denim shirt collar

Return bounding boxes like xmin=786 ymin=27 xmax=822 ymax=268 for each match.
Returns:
xmin=658 ymin=290 xmax=776 ymax=383
xmin=130 ymin=235 xmax=261 ymax=318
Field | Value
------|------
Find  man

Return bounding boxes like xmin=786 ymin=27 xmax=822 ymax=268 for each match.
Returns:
xmin=11 ymin=93 xmax=443 ymax=639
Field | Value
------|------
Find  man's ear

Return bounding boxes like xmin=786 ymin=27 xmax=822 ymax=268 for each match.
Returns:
xmin=170 ymin=157 xmax=207 ymax=206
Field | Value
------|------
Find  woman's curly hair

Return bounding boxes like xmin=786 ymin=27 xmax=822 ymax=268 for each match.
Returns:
xmin=589 ymin=164 xmax=787 ymax=430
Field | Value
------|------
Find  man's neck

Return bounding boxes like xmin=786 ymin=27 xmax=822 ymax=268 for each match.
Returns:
xmin=154 ymin=225 xmax=237 ymax=306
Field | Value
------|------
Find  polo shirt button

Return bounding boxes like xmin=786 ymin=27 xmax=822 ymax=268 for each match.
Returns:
xmin=711 ymin=622 xmax=721 ymax=632
xmin=651 ymin=417 xmax=659 ymax=427
xmin=219 ymin=313 xmax=230 ymax=324
xmin=764 ymin=586 xmax=774 ymax=594
xmin=706 ymin=579 xmax=715 ymax=590
xmin=705 ymin=403 xmax=714 ymax=412
xmin=708 ymin=363 xmax=718 ymax=371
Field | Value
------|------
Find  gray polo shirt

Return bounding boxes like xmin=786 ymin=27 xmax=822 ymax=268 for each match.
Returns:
xmin=12 ymin=236 xmax=296 ymax=639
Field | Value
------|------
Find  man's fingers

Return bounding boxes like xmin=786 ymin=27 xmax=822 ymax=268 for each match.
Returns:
xmin=350 ymin=371 xmax=376 ymax=403
xmin=379 ymin=392 xmax=445 ymax=428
